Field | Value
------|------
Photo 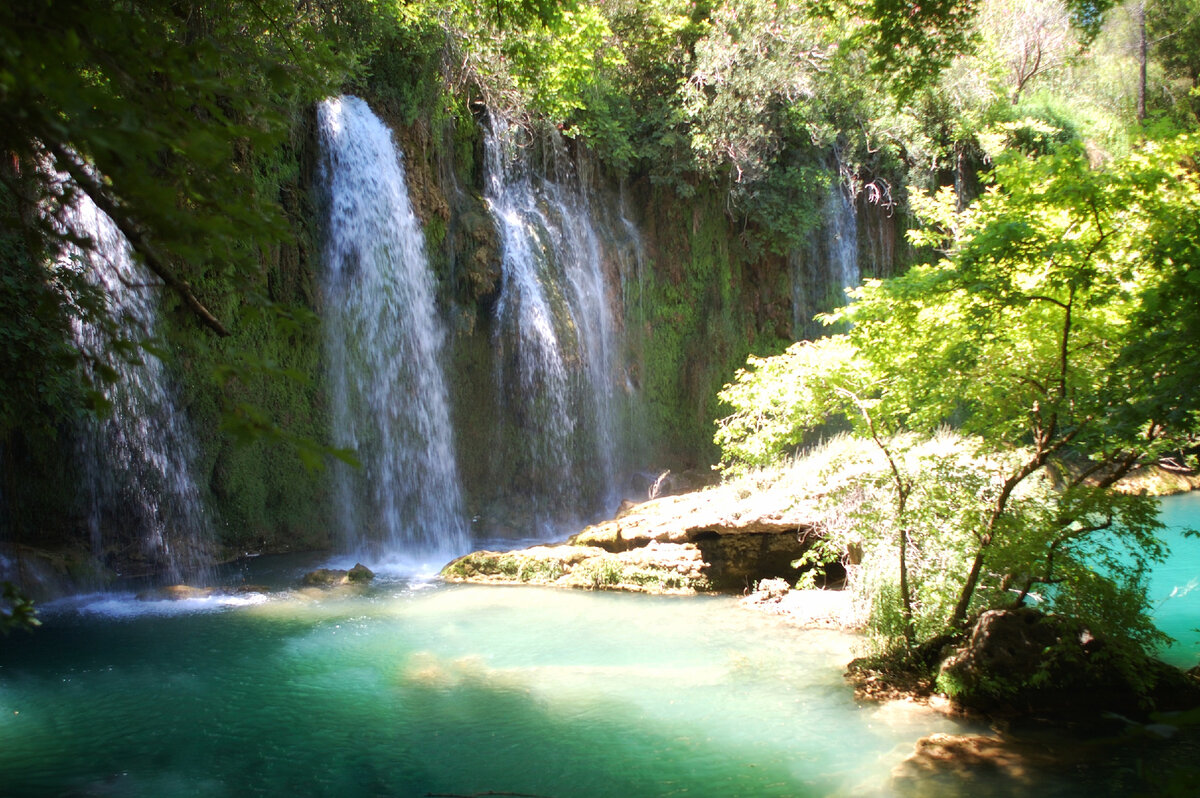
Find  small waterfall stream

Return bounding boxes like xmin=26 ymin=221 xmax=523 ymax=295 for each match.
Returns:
xmin=317 ymin=95 xmax=468 ymax=563
xmin=63 ymin=185 xmax=212 ymax=584
xmin=792 ymin=179 xmax=860 ymax=338
xmin=483 ymin=117 xmax=629 ymax=533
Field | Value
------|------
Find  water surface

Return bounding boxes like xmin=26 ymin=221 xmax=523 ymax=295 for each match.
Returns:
xmin=1151 ymin=491 xmax=1200 ymax=666
xmin=3 ymin=492 xmax=1198 ymax=797
xmin=1 ymin=578 xmax=966 ymax=798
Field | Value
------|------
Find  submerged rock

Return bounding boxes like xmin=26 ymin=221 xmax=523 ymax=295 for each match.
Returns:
xmin=347 ymin=563 xmax=375 ymax=582
xmin=890 ymin=732 xmax=1088 ymax=797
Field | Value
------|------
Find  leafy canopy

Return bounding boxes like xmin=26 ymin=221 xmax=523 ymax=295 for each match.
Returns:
xmin=716 ymin=131 xmax=1200 ymax=651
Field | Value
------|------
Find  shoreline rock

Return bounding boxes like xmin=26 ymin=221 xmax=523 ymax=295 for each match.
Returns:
xmin=739 ymin=577 xmax=859 ymax=629
xmin=442 ymin=481 xmax=842 ymax=594
xmin=442 ymin=541 xmax=711 ymax=593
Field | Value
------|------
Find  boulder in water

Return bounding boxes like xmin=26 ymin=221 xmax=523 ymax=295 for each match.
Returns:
xmin=937 ymin=608 xmax=1200 ymax=717
xmin=347 ymin=563 xmax=375 ymax=583
xmin=302 ymin=563 xmax=375 ymax=588
xmin=137 ymin=585 xmax=215 ymax=601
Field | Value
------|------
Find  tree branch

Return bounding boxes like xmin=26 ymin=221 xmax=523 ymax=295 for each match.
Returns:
xmin=46 ymin=141 xmax=230 ymax=337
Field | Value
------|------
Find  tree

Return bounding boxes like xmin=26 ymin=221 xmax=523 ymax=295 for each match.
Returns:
xmin=1147 ymin=0 xmax=1200 ymax=120
xmin=978 ymin=0 xmax=1078 ymax=105
xmin=854 ymin=135 xmax=1199 ymax=631
xmin=716 ymin=131 xmax=1200 ymax=652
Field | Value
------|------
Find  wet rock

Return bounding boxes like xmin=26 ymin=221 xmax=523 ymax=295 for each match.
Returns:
xmin=937 ymin=608 xmax=1200 ymax=717
xmin=749 ymin=577 xmax=791 ymax=600
xmin=301 ymin=564 xmax=374 ymax=588
xmin=568 ymin=487 xmax=817 ymax=549
xmin=347 ymin=563 xmax=375 ymax=583
xmin=137 ymin=585 xmax=216 ymax=601
xmin=447 ymin=477 xmax=836 ymax=594
xmin=742 ymin=581 xmax=856 ymax=628
xmin=441 ymin=542 xmax=710 ymax=594
xmin=693 ymin=530 xmax=810 ymax=590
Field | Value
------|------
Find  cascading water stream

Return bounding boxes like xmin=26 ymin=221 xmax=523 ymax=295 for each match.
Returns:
xmin=483 ymin=116 xmax=628 ymax=533
xmin=484 ymin=119 xmax=577 ymax=527
xmin=792 ymin=178 xmax=860 ymax=338
xmin=63 ymin=185 xmax=212 ymax=585
xmin=317 ymin=95 xmax=468 ymax=564
xmin=827 ymin=181 xmax=860 ymax=291
xmin=541 ymin=157 xmax=621 ymax=507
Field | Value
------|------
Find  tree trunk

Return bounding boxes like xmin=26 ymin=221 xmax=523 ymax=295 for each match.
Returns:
xmin=948 ymin=546 xmax=986 ymax=630
xmin=899 ymin=523 xmax=915 ymax=646
xmin=1137 ymin=0 xmax=1148 ymax=123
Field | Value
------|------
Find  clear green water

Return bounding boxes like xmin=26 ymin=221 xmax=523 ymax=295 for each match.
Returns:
xmin=1150 ymin=491 xmax=1200 ymax=667
xmin=1 ymin=579 xmax=965 ymax=798
xmin=1 ymin=492 xmax=1197 ymax=798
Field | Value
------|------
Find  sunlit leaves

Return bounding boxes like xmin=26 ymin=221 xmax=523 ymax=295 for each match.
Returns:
xmin=716 ymin=132 xmax=1200 ymax=650
xmin=859 ymin=0 xmax=981 ymax=98
xmin=715 ymin=336 xmax=864 ymax=475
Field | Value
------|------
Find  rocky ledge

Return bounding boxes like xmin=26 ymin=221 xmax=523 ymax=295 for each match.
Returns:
xmin=442 ymin=482 xmax=837 ymax=594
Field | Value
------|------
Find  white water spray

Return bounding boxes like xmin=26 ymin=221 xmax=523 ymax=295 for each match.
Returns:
xmin=63 ymin=184 xmax=212 ymax=584
xmin=317 ymin=95 xmax=468 ymax=563
xmin=483 ymin=116 xmax=628 ymax=532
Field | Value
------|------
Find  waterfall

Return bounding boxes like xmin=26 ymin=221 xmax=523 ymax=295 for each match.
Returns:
xmin=483 ymin=116 xmax=628 ymax=534
xmin=63 ymin=185 xmax=212 ymax=584
xmin=792 ymin=179 xmax=860 ymax=338
xmin=317 ymin=95 xmax=468 ymax=563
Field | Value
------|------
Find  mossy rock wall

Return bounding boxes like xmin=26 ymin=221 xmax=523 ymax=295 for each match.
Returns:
xmin=1 ymin=60 xmax=904 ymax=582
xmin=168 ymin=107 xmax=334 ymax=558
xmin=625 ymin=181 xmax=792 ymax=469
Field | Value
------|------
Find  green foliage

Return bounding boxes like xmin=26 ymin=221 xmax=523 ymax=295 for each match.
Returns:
xmin=1 ymin=582 xmax=41 ymax=635
xmin=576 ymin=557 xmax=625 ymax=589
xmin=0 ymin=0 xmax=381 ymax=454
xmin=859 ymin=0 xmax=981 ymax=98
xmin=0 ymin=188 xmax=97 ymax=440
xmin=503 ymin=7 xmax=625 ymax=125
xmin=715 ymin=337 xmax=861 ymax=475
xmin=0 ymin=0 xmax=398 ymax=562
xmin=1149 ymin=0 xmax=1200 ymax=122
xmin=715 ymin=132 xmax=1200 ymax=655
xmin=1065 ymin=0 xmax=1119 ymax=43
xmin=361 ymin=13 xmax=448 ymax=127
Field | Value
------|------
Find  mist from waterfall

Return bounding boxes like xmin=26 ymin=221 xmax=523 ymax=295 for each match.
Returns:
xmin=63 ymin=185 xmax=213 ymax=584
xmin=317 ymin=95 xmax=468 ymax=565
xmin=483 ymin=116 xmax=630 ymax=535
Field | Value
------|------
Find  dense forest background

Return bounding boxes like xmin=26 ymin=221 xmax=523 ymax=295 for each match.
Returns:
xmin=1 ymin=0 xmax=1197 ymax=619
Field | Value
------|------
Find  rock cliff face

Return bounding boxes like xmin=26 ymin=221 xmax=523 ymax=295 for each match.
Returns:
xmin=1 ymin=86 xmax=881 ymax=588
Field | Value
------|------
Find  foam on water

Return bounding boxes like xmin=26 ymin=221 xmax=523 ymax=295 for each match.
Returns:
xmin=44 ymin=591 xmax=270 ymax=620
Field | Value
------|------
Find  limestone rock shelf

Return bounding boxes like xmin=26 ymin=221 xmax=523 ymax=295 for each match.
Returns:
xmin=442 ymin=483 xmax=835 ymax=594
